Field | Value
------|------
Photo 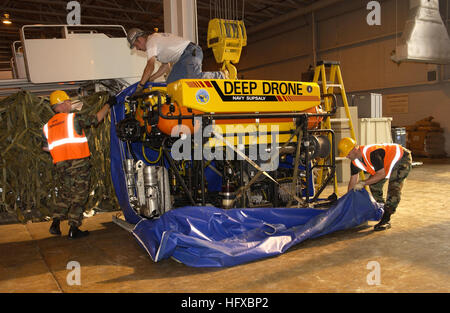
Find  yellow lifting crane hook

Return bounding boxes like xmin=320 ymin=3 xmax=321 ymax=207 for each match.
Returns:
xmin=207 ymin=18 xmax=247 ymax=80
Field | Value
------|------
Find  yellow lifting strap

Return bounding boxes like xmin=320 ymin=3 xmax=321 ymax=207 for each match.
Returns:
xmin=207 ymin=18 xmax=247 ymax=79
xmin=313 ymin=61 xmax=364 ymax=196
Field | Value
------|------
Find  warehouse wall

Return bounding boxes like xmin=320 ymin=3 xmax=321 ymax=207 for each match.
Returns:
xmin=204 ymin=0 xmax=450 ymax=154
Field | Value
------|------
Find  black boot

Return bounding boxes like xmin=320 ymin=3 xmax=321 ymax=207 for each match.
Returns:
xmin=49 ymin=219 xmax=61 ymax=235
xmin=68 ymin=225 xmax=89 ymax=239
xmin=374 ymin=211 xmax=392 ymax=231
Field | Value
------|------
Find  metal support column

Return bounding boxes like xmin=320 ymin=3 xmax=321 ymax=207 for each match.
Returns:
xmin=163 ymin=0 xmax=198 ymax=44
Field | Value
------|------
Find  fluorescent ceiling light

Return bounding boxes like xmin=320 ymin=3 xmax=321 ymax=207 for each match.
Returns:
xmin=2 ymin=13 xmax=12 ymax=25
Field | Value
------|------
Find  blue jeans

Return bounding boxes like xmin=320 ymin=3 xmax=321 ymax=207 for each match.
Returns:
xmin=166 ymin=43 xmax=224 ymax=84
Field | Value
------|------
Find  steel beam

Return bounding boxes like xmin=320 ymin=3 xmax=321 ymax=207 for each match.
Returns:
xmin=0 ymin=79 xmax=83 ymax=97
xmin=7 ymin=0 xmax=162 ymax=17
xmin=2 ymin=7 xmax=159 ymax=26
xmin=246 ymin=0 xmax=344 ymax=35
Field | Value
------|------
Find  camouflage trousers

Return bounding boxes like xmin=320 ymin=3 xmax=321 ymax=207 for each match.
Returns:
xmin=53 ymin=158 xmax=91 ymax=227
xmin=369 ymin=149 xmax=412 ymax=215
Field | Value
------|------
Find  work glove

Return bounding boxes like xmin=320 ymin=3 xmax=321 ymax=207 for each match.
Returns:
xmin=107 ymin=95 xmax=118 ymax=108
xmin=353 ymin=181 xmax=366 ymax=191
xmin=133 ymin=83 xmax=145 ymax=97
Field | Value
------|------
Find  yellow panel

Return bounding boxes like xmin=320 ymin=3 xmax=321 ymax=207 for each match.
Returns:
xmin=144 ymin=86 xmax=167 ymax=93
xmin=206 ymin=134 xmax=297 ymax=147
xmin=167 ymin=79 xmax=321 ymax=113
xmin=205 ymin=122 xmax=297 ymax=147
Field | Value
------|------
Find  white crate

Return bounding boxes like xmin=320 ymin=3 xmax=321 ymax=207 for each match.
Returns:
xmin=336 ymin=157 xmax=352 ymax=183
xmin=332 ymin=107 xmax=359 ymax=132
xmin=334 ymin=117 xmax=393 ymax=183
xmin=332 ymin=107 xmax=359 ymax=183
xmin=358 ymin=118 xmax=393 ymax=145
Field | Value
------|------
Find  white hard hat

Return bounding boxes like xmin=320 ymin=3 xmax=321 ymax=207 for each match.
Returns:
xmin=127 ymin=28 xmax=146 ymax=48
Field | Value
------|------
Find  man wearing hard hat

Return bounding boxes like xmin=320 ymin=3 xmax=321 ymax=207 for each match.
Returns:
xmin=338 ymin=137 xmax=412 ymax=231
xmin=42 ymin=90 xmax=115 ymax=239
xmin=126 ymin=28 xmax=227 ymax=95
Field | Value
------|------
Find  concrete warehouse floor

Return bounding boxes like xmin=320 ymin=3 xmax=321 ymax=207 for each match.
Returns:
xmin=0 ymin=158 xmax=449 ymax=293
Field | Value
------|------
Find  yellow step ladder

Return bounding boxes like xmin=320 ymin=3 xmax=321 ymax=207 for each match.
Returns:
xmin=312 ymin=61 xmax=363 ymax=196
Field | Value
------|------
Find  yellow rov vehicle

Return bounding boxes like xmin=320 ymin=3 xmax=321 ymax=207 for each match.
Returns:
xmin=114 ymin=18 xmax=339 ymax=219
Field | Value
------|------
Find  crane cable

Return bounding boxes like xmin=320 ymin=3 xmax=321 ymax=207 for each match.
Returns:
xmin=210 ymin=0 xmax=244 ymax=20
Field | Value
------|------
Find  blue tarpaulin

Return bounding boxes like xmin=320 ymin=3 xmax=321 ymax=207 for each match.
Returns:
xmin=131 ymin=190 xmax=382 ymax=267
xmin=110 ymin=83 xmax=383 ymax=268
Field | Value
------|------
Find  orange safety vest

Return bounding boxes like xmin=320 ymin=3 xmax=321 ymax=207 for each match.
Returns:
xmin=43 ymin=113 xmax=90 ymax=164
xmin=352 ymin=144 xmax=404 ymax=179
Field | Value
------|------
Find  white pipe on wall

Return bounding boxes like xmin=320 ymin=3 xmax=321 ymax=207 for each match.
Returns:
xmin=312 ymin=11 xmax=317 ymax=67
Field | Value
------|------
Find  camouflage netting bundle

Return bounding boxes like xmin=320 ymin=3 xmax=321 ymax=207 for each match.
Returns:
xmin=0 ymin=91 xmax=119 ymax=223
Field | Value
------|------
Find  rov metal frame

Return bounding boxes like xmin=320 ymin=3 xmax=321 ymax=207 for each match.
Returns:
xmin=127 ymin=91 xmax=338 ymax=208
